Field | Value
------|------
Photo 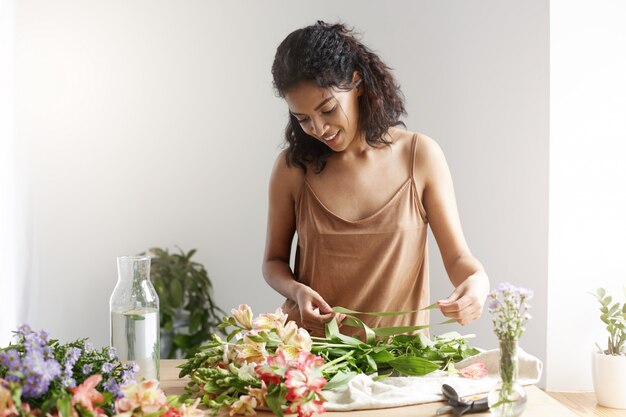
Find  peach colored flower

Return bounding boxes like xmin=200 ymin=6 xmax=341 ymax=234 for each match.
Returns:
xmin=459 ymin=362 xmax=488 ymax=380
xmin=231 ymin=305 xmax=254 ymax=330
xmin=178 ymin=399 xmax=203 ymax=417
xmin=70 ymin=374 xmax=105 ymax=412
xmin=235 ymin=333 xmax=268 ymax=364
xmin=229 ymin=395 xmax=257 ymax=416
xmin=276 ymin=344 xmax=300 ymax=362
xmin=293 ymin=328 xmax=312 ymax=352
xmin=277 ymin=321 xmax=298 ymax=344
xmin=0 ymin=380 xmax=18 ymax=417
xmin=115 ymin=379 xmax=168 ymax=415
xmin=252 ymin=308 xmax=288 ymax=331
xmin=245 ymin=384 xmax=267 ymax=408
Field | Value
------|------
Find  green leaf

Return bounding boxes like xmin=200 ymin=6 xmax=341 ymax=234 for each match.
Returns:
xmin=173 ymin=335 xmax=191 ymax=348
xmin=323 ymin=371 xmax=357 ymax=390
xmin=340 ymin=315 xmax=376 ymax=344
xmin=370 ymin=350 xmax=395 ymax=363
xmin=57 ymin=397 xmax=71 ymax=417
xmin=597 ymin=288 xmax=606 ymax=298
xmin=265 ymin=385 xmax=285 ymax=417
xmin=170 ymin=279 xmax=184 ymax=308
xmin=333 ymin=303 xmax=437 ymax=317
xmin=189 ymin=313 xmax=202 ymax=334
xmin=365 ymin=354 xmax=378 ymax=372
xmin=325 ymin=318 xmax=362 ymax=346
xmin=388 ymin=356 xmax=440 ymax=376
xmin=373 ymin=319 xmax=456 ymax=338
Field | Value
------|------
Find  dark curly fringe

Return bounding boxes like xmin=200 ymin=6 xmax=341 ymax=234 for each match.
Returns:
xmin=272 ymin=21 xmax=406 ymax=174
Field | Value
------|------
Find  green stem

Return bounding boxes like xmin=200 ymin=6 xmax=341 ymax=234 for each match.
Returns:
xmin=321 ymin=351 xmax=355 ymax=371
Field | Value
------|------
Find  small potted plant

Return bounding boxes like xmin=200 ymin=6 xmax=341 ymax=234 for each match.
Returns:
xmin=590 ymin=287 xmax=626 ymax=409
xmin=145 ymin=247 xmax=226 ymax=359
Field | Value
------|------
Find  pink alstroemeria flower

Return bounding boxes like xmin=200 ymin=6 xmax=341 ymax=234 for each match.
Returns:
xmin=70 ymin=374 xmax=105 ymax=412
xmin=254 ymin=352 xmax=288 ymax=386
xmin=459 ymin=362 xmax=488 ymax=380
xmin=292 ymin=399 xmax=326 ymax=417
xmin=229 ymin=395 xmax=257 ymax=416
xmin=231 ymin=305 xmax=254 ymax=330
xmin=284 ymin=352 xmax=327 ymax=402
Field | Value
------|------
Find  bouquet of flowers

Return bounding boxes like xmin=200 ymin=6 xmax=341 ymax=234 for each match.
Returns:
xmin=177 ymin=304 xmax=481 ymax=417
xmin=0 ymin=325 xmax=202 ymax=417
xmin=486 ymin=282 xmax=533 ymax=417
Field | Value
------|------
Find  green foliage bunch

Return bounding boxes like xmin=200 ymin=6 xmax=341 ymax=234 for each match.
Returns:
xmin=591 ymin=288 xmax=626 ymax=355
xmin=146 ymin=247 xmax=225 ymax=359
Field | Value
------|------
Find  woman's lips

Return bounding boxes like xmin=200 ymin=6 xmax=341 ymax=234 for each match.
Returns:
xmin=322 ymin=131 xmax=339 ymax=146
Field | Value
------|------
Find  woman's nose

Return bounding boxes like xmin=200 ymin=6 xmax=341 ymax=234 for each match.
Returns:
xmin=310 ymin=116 xmax=328 ymax=137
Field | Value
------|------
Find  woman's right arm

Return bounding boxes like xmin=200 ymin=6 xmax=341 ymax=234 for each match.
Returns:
xmin=262 ymin=152 xmax=334 ymax=335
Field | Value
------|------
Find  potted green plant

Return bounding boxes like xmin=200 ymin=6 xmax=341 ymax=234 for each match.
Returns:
xmin=590 ymin=287 xmax=626 ymax=409
xmin=145 ymin=247 xmax=226 ymax=359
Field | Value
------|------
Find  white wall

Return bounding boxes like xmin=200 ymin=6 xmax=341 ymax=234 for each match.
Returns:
xmin=13 ymin=0 xmax=549 ymax=384
xmin=547 ymin=0 xmax=626 ymax=391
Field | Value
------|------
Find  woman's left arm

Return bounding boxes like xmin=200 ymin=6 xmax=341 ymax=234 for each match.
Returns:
xmin=415 ymin=134 xmax=490 ymax=325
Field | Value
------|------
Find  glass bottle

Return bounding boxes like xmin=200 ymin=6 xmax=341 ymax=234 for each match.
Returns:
xmin=110 ymin=256 xmax=160 ymax=380
xmin=488 ymin=339 xmax=527 ymax=417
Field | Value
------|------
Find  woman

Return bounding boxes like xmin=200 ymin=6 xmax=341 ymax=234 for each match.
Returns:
xmin=262 ymin=21 xmax=489 ymax=337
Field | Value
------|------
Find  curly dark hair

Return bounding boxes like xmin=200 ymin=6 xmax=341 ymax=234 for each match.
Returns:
xmin=271 ymin=21 xmax=407 ymax=173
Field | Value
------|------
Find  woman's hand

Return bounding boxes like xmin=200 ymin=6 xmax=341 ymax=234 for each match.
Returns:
xmin=295 ymin=285 xmax=337 ymax=337
xmin=437 ymin=271 xmax=489 ymax=325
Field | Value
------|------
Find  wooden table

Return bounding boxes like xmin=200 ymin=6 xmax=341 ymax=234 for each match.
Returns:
xmin=160 ymin=360 xmax=626 ymax=417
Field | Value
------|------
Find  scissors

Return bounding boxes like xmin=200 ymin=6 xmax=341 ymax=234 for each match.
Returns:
xmin=435 ymin=384 xmax=489 ymax=416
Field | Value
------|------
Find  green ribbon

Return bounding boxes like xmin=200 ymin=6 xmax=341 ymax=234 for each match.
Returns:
xmin=325 ymin=303 xmax=455 ymax=344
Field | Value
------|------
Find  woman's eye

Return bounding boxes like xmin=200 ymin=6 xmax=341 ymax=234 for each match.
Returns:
xmin=297 ymin=117 xmax=310 ymax=124
xmin=322 ymin=105 xmax=337 ymax=114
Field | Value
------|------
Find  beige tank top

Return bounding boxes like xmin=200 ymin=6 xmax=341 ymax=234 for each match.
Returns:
xmin=282 ymin=134 xmax=430 ymax=335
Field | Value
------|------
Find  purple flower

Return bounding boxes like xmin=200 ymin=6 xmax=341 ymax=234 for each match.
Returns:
xmin=105 ymin=377 xmax=120 ymax=397
xmin=518 ymin=287 xmax=534 ymax=299
xmin=84 ymin=342 xmax=94 ymax=354
xmin=101 ymin=362 xmax=114 ymax=374
xmin=65 ymin=347 xmax=81 ymax=367
xmin=43 ymin=346 xmax=53 ymax=359
xmin=0 ymin=349 xmax=20 ymax=371
xmin=488 ymin=297 xmax=501 ymax=310
xmin=106 ymin=347 xmax=117 ymax=360
xmin=496 ymin=282 xmax=514 ymax=294
xmin=488 ymin=282 xmax=533 ymax=340
xmin=82 ymin=364 xmax=93 ymax=375
xmin=121 ymin=370 xmax=134 ymax=383
xmin=61 ymin=376 xmax=76 ymax=388
xmin=20 ymin=350 xmax=61 ymax=398
xmin=18 ymin=324 xmax=33 ymax=336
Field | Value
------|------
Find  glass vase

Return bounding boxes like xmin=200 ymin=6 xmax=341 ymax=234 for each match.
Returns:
xmin=488 ymin=339 xmax=527 ymax=417
xmin=110 ymin=256 xmax=160 ymax=380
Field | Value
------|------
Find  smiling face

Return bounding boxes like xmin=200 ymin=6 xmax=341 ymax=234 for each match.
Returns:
xmin=284 ymin=79 xmax=362 ymax=152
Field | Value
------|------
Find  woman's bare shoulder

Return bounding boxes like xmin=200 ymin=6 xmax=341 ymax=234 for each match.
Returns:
xmin=270 ymin=149 xmax=306 ymax=201
xmin=410 ymin=132 xmax=449 ymax=184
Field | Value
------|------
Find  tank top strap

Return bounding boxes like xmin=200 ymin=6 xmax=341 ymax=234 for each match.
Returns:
xmin=409 ymin=133 xmax=418 ymax=181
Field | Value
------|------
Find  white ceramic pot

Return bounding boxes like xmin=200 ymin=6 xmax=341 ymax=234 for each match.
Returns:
xmin=592 ymin=350 xmax=626 ymax=409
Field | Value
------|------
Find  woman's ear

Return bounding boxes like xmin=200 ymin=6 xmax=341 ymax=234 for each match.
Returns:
xmin=351 ymin=71 xmax=363 ymax=96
